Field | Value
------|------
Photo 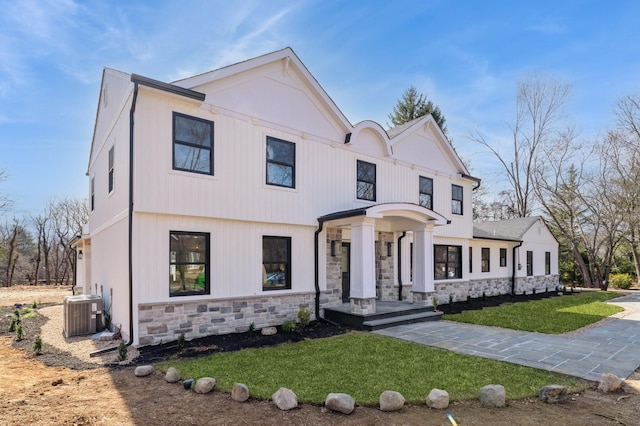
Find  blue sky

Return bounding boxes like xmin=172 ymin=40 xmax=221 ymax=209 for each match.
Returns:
xmin=1 ymin=0 xmax=639 ymax=216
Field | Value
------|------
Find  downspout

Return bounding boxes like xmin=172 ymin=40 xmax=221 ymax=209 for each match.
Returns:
xmin=397 ymin=232 xmax=406 ymax=301
xmin=314 ymin=218 xmax=325 ymax=321
xmin=511 ymin=241 xmax=523 ymax=295
xmin=126 ymin=81 xmax=138 ymax=346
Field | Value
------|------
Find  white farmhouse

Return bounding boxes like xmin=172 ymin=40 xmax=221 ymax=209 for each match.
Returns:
xmin=73 ymin=48 xmax=559 ymax=346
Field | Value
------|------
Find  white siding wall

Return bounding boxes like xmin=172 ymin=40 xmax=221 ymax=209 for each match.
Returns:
xmin=517 ymin=221 xmax=559 ymax=277
xmin=133 ymin=213 xmax=316 ymax=304
xmin=469 ymin=240 xmax=517 ymax=280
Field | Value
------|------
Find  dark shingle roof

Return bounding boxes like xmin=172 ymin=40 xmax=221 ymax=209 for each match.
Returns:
xmin=473 ymin=217 xmax=541 ymax=241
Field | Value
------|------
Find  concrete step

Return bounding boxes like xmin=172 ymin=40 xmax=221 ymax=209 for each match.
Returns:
xmin=362 ymin=311 xmax=443 ymax=331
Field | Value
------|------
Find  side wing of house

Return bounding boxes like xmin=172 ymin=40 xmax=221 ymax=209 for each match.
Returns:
xmin=517 ymin=218 xmax=559 ymax=292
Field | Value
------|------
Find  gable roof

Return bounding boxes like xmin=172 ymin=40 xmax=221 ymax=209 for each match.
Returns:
xmin=473 ymin=217 xmax=542 ymax=241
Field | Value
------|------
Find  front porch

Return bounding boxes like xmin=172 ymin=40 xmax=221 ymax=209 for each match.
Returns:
xmin=324 ymin=301 xmax=443 ymax=330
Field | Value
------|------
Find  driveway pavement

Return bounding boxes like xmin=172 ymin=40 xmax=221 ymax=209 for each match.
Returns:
xmin=374 ymin=293 xmax=640 ymax=382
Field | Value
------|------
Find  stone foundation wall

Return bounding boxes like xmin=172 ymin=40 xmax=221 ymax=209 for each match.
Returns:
xmin=323 ymin=228 xmax=343 ymax=312
xmin=376 ymin=232 xmax=395 ymax=301
xmin=138 ymin=293 xmax=315 ymax=346
xmin=431 ymin=274 xmax=560 ymax=305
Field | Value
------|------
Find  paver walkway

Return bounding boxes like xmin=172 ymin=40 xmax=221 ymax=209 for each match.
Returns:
xmin=374 ymin=293 xmax=640 ymax=382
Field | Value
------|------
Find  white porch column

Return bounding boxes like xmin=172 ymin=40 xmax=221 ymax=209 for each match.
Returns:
xmin=350 ymin=217 xmax=376 ymax=314
xmin=412 ymin=224 xmax=435 ymax=294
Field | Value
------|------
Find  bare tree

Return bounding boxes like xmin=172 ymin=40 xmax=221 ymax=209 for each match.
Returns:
xmin=472 ymin=73 xmax=571 ymax=217
xmin=0 ymin=170 xmax=12 ymax=214
xmin=0 ymin=218 xmax=35 ymax=286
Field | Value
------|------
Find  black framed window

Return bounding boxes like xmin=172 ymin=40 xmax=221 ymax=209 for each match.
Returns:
xmin=356 ymin=160 xmax=376 ymax=201
xmin=469 ymin=246 xmax=473 ymax=273
xmin=266 ymin=136 xmax=295 ymax=188
xmin=545 ymin=251 xmax=551 ymax=275
xmin=434 ymin=245 xmax=462 ymax=280
xmin=527 ymin=250 xmax=533 ymax=276
xmin=173 ymin=112 xmax=214 ymax=175
xmin=90 ymin=177 xmax=95 ymax=212
xmin=108 ymin=146 xmax=115 ymax=193
xmin=419 ymin=176 xmax=433 ymax=209
xmin=263 ymin=236 xmax=291 ymax=291
xmin=452 ymin=184 xmax=463 ymax=215
xmin=169 ymin=232 xmax=210 ymax=297
xmin=481 ymin=247 xmax=490 ymax=272
xmin=500 ymin=248 xmax=507 ymax=267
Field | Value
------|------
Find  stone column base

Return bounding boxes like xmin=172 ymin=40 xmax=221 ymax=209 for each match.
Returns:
xmin=350 ymin=298 xmax=376 ymax=315
xmin=412 ymin=292 xmax=435 ymax=307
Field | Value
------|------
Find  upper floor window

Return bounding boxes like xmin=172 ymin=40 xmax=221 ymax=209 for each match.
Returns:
xmin=169 ymin=231 xmax=210 ymax=297
xmin=434 ymin=245 xmax=462 ymax=280
xmin=90 ymin=177 xmax=95 ymax=211
xmin=419 ymin=176 xmax=433 ymax=209
xmin=266 ymin=137 xmax=295 ymax=188
xmin=173 ymin=112 xmax=214 ymax=175
xmin=545 ymin=251 xmax=551 ymax=275
xmin=263 ymin=236 xmax=291 ymax=291
xmin=452 ymin=184 xmax=463 ymax=215
xmin=526 ymin=250 xmax=533 ymax=276
xmin=481 ymin=247 xmax=490 ymax=272
xmin=356 ymin=160 xmax=376 ymax=201
xmin=500 ymin=248 xmax=507 ymax=267
xmin=108 ymin=146 xmax=115 ymax=193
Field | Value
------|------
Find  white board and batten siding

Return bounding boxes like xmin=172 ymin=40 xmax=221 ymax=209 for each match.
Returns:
xmin=133 ymin=213 xmax=316 ymax=304
xmin=517 ymin=219 xmax=559 ymax=277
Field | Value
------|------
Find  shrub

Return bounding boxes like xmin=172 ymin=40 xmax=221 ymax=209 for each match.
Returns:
xmin=297 ymin=307 xmax=311 ymax=329
xmin=609 ymin=273 xmax=633 ymax=290
xmin=33 ymin=334 xmax=43 ymax=355
xmin=282 ymin=319 xmax=297 ymax=333
xmin=177 ymin=333 xmax=186 ymax=350
xmin=32 ymin=301 xmax=38 ymax=309
xmin=16 ymin=324 xmax=24 ymax=341
xmin=9 ymin=317 xmax=16 ymax=332
xmin=118 ymin=341 xmax=128 ymax=361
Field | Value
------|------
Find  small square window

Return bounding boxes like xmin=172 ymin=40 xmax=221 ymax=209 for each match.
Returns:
xmin=357 ymin=160 xmax=376 ymax=201
xmin=173 ymin=112 xmax=214 ymax=175
xmin=169 ymin=232 xmax=210 ymax=297
xmin=266 ymin=137 xmax=295 ymax=188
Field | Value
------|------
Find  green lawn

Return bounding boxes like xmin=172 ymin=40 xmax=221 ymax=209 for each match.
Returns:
xmin=160 ymin=332 xmax=583 ymax=404
xmin=444 ymin=291 xmax=623 ymax=334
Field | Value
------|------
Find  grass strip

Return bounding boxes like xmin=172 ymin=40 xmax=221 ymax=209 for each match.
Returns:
xmin=444 ymin=291 xmax=623 ymax=334
xmin=161 ymin=332 xmax=582 ymax=404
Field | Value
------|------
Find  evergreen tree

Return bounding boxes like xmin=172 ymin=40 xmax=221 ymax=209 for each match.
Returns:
xmin=387 ymin=86 xmax=447 ymax=135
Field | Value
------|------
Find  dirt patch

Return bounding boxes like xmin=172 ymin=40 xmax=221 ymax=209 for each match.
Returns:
xmin=1 ymin=286 xmax=640 ymax=425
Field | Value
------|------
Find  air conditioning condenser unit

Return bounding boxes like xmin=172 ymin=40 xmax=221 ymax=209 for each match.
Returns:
xmin=64 ymin=295 xmax=103 ymax=338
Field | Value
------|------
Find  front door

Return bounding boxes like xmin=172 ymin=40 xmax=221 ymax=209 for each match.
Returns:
xmin=341 ymin=242 xmax=350 ymax=302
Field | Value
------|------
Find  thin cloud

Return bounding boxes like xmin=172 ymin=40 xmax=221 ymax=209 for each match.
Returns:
xmin=527 ymin=19 xmax=567 ymax=35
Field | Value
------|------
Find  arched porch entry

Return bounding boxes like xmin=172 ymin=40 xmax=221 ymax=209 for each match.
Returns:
xmin=319 ymin=203 xmax=449 ymax=317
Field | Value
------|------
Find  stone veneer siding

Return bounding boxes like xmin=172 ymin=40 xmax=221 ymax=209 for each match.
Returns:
xmin=376 ymin=232 xmax=395 ymax=301
xmin=321 ymin=228 xmax=343 ymax=315
xmin=138 ymin=292 xmax=315 ymax=346
xmin=433 ymin=274 xmax=560 ymax=305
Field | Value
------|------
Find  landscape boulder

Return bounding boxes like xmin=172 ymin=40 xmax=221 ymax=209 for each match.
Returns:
xmin=232 ymin=383 xmax=250 ymax=402
xmin=272 ymin=387 xmax=298 ymax=410
xmin=164 ymin=367 xmax=180 ymax=383
xmin=194 ymin=377 xmax=216 ymax=394
xmin=538 ymin=385 xmax=568 ymax=403
xmin=379 ymin=390 xmax=405 ymax=412
xmin=426 ymin=389 xmax=450 ymax=409
xmin=325 ymin=393 xmax=355 ymax=414
xmin=134 ymin=365 xmax=154 ymax=377
xmin=479 ymin=384 xmax=506 ymax=408
xmin=261 ymin=327 xmax=277 ymax=336
xmin=598 ymin=373 xmax=620 ymax=393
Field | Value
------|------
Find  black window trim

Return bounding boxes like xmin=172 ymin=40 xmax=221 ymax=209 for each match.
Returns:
xmin=262 ymin=235 xmax=292 ymax=291
xmin=527 ymin=250 xmax=534 ymax=276
xmin=419 ymin=175 xmax=434 ymax=210
xmin=265 ymin=136 xmax=296 ymax=189
xmin=356 ymin=159 xmax=377 ymax=201
xmin=452 ymin=184 xmax=463 ymax=215
xmin=172 ymin=111 xmax=214 ymax=176
xmin=108 ymin=146 xmax=115 ymax=194
xmin=545 ymin=251 xmax=551 ymax=275
xmin=481 ymin=247 xmax=490 ymax=272
xmin=499 ymin=248 xmax=507 ymax=267
xmin=90 ymin=177 xmax=95 ymax=212
xmin=434 ymin=244 xmax=462 ymax=280
xmin=169 ymin=230 xmax=211 ymax=297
